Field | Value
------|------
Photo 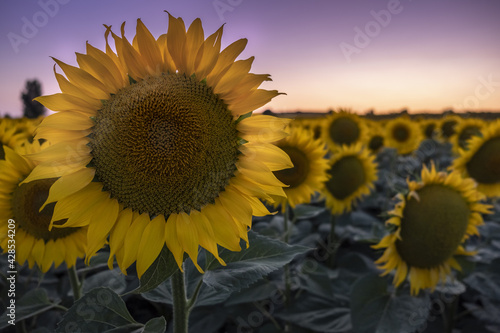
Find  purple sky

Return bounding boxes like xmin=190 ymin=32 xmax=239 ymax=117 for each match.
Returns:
xmin=1 ymin=0 xmax=499 ymax=117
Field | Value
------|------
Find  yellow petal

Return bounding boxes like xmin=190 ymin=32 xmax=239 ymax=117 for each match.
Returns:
xmin=136 ymin=215 xmax=166 ymax=278
xmin=230 ymin=89 xmax=282 ymax=117
xmin=194 ymin=25 xmax=223 ymax=80
xmin=37 ymin=111 xmax=94 ymax=131
xmin=108 ymin=208 xmax=134 ymax=269
xmin=21 ymin=157 xmax=91 ymax=185
xmin=52 ymin=58 xmax=109 ymax=100
xmin=86 ymin=40 xmax=126 ymax=89
xmin=165 ymin=213 xmax=185 ymax=270
xmin=237 ymin=115 xmax=291 ymax=142
xmin=239 ymin=142 xmax=293 ymax=171
xmin=219 ymin=188 xmax=252 ymax=227
xmin=35 ymin=93 xmax=99 ymax=114
xmin=207 ymin=38 xmax=247 ymax=85
xmin=42 ymin=168 xmax=95 ymax=210
xmin=176 ymin=212 xmax=203 ymax=273
xmin=166 ymin=12 xmax=187 ymax=72
xmin=214 ymin=57 xmax=254 ymax=95
xmin=121 ymin=212 xmax=150 ymax=270
xmin=202 ymin=201 xmax=241 ymax=252
xmin=135 ymin=18 xmax=163 ymax=76
xmin=86 ymin=195 xmax=119 ymax=262
xmin=184 ymin=18 xmax=204 ymax=75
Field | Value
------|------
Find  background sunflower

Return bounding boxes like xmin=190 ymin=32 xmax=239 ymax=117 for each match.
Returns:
xmin=270 ymin=126 xmax=329 ymax=211
xmin=0 ymin=142 xmax=87 ymax=272
xmin=322 ymin=143 xmax=378 ymax=214
xmin=373 ymin=163 xmax=492 ymax=295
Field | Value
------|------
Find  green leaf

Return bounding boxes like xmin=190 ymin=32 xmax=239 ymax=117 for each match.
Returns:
xmin=224 ymin=280 xmax=278 ymax=306
xmin=0 ymin=288 xmax=59 ymax=329
xmin=82 ymin=268 xmax=127 ymax=295
xmin=293 ymin=204 xmax=326 ymax=220
xmin=276 ymin=293 xmax=351 ymax=332
xmin=56 ymin=287 xmax=136 ymax=333
xmin=350 ymin=274 xmax=430 ymax=333
xmin=134 ymin=246 xmax=179 ymax=294
xmin=203 ymin=231 xmax=310 ymax=293
xmin=142 ymin=252 xmax=245 ymax=307
xmin=141 ymin=317 xmax=167 ymax=333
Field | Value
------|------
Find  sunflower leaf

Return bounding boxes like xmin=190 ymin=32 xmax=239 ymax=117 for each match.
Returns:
xmin=275 ymin=292 xmax=352 ymax=332
xmin=133 ymin=246 xmax=180 ymax=294
xmin=350 ymin=273 xmax=431 ymax=333
xmin=203 ymin=231 xmax=310 ymax=293
xmin=0 ymin=288 xmax=59 ymax=330
xmin=141 ymin=316 xmax=167 ymax=333
xmin=55 ymin=287 xmax=136 ymax=333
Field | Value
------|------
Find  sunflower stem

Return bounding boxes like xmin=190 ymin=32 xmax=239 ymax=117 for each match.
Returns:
xmin=186 ymin=278 xmax=203 ymax=311
xmin=68 ymin=265 xmax=82 ymax=301
xmin=443 ymin=294 xmax=458 ymax=333
xmin=171 ymin=269 xmax=189 ymax=333
xmin=327 ymin=214 xmax=339 ymax=268
xmin=283 ymin=204 xmax=292 ymax=306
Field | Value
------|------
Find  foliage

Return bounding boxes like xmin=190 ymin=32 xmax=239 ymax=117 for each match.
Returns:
xmin=1 ymin=136 xmax=499 ymax=332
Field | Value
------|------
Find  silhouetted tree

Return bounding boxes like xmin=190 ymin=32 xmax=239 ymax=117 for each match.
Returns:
xmin=21 ymin=79 xmax=45 ymax=118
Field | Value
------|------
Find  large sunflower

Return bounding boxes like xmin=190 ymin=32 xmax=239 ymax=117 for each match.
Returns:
xmin=270 ymin=126 xmax=329 ymax=211
xmin=451 ymin=120 xmax=500 ymax=197
xmin=0 ymin=142 xmax=87 ymax=272
xmin=373 ymin=163 xmax=492 ymax=295
xmin=323 ymin=143 xmax=378 ymax=214
xmin=384 ymin=116 xmax=422 ymax=155
xmin=322 ymin=110 xmax=368 ymax=151
xmin=25 ymin=14 xmax=292 ymax=277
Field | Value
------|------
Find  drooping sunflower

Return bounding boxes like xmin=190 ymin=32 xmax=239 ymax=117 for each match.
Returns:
xmin=449 ymin=118 xmax=485 ymax=153
xmin=384 ymin=116 xmax=422 ymax=155
xmin=439 ymin=115 xmax=461 ymax=141
xmin=417 ymin=118 xmax=439 ymax=140
xmin=25 ymin=14 xmax=292 ymax=277
xmin=322 ymin=110 xmax=368 ymax=151
xmin=308 ymin=118 xmax=325 ymax=140
xmin=364 ymin=120 xmax=385 ymax=153
xmin=270 ymin=126 xmax=329 ymax=211
xmin=323 ymin=143 xmax=378 ymax=214
xmin=451 ymin=120 xmax=500 ymax=197
xmin=0 ymin=142 xmax=87 ymax=272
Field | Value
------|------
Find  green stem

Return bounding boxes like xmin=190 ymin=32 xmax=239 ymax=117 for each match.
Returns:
xmin=283 ymin=204 xmax=292 ymax=306
xmin=171 ymin=269 xmax=188 ymax=333
xmin=283 ymin=204 xmax=290 ymax=243
xmin=253 ymin=300 xmax=283 ymax=332
xmin=186 ymin=278 xmax=203 ymax=311
xmin=68 ymin=266 xmax=82 ymax=301
xmin=327 ymin=214 xmax=338 ymax=268
xmin=443 ymin=295 xmax=458 ymax=333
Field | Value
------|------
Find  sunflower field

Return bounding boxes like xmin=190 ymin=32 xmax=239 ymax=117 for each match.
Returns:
xmin=1 ymin=14 xmax=500 ymax=333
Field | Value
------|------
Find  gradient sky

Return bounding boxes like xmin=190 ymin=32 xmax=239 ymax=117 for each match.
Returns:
xmin=1 ymin=0 xmax=499 ymax=118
